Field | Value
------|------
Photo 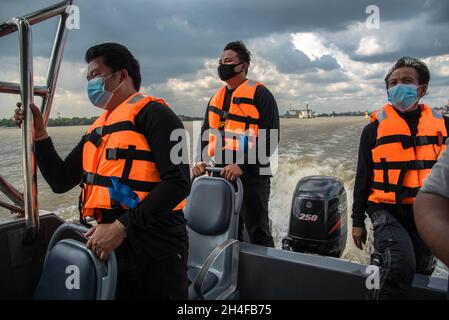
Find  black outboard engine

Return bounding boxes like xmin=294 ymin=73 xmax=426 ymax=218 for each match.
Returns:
xmin=282 ymin=176 xmax=347 ymax=258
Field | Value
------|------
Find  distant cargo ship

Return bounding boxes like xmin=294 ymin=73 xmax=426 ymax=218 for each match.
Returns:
xmin=285 ymin=103 xmax=316 ymax=118
xmin=434 ymin=101 xmax=449 ymax=116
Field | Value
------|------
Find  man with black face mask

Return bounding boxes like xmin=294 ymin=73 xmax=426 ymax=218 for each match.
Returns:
xmin=192 ymin=41 xmax=280 ymax=247
xmin=351 ymin=57 xmax=449 ymax=299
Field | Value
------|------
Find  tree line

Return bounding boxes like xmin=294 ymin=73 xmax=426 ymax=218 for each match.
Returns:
xmin=0 ymin=115 xmax=203 ymax=127
xmin=0 ymin=116 xmax=99 ymax=127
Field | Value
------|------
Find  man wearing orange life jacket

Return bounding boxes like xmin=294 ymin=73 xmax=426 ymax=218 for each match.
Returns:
xmin=351 ymin=57 xmax=449 ymax=299
xmin=14 ymin=43 xmax=190 ymax=299
xmin=192 ymin=41 xmax=280 ymax=247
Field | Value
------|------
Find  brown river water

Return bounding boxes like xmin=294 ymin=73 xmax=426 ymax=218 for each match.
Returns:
xmin=1 ymin=117 xmax=447 ymax=277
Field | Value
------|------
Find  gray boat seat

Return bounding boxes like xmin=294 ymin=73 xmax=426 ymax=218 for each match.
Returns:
xmin=187 ymin=267 xmax=218 ymax=294
xmin=34 ymin=223 xmax=117 ymax=300
xmin=184 ymin=167 xmax=243 ymax=300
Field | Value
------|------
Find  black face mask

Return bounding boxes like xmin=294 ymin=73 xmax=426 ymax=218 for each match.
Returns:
xmin=218 ymin=63 xmax=243 ymax=81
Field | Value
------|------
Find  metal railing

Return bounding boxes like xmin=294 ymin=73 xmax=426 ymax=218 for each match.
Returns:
xmin=0 ymin=0 xmax=73 ymax=243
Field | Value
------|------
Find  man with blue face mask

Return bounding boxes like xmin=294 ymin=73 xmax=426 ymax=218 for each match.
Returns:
xmin=14 ymin=43 xmax=190 ymax=299
xmin=351 ymin=57 xmax=449 ymax=299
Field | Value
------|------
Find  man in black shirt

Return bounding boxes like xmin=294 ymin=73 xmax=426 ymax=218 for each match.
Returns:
xmin=351 ymin=57 xmax=449 ymax=299
xmin=192 ymin=41 xmax=280 ymax=247
xmin=14 ymin=43 xmax=190 ymax=299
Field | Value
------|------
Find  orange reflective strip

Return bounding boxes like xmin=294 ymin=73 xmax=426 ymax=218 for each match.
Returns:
xmin=173 ymin=198 xmax=186 ymax=211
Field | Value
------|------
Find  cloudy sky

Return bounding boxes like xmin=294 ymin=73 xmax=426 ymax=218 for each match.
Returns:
xmin=0 ymin=0 xmax=448 ymax=118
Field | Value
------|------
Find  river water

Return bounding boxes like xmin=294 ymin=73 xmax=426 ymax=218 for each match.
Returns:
xmin=1 ymin=117 xmax=447 ymax=277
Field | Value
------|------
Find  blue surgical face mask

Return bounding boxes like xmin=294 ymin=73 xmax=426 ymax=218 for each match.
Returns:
xmin=87 ymin=72 xmax=124 ymax=109
xmin=388 ymin=84 xmax=421 ymax=112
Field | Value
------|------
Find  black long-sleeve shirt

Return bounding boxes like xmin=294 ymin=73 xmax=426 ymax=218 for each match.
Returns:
xmin=199 ymin=82 xmax=280 ymax=184
xmin=36 ymin=101 xmax=191 ymax=258
xmin=352 ymin=107 xmax=449 ymax=228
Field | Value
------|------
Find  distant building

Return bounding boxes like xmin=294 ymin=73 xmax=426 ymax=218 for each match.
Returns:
xmin=285 ymin=109 xmax=299 ymax=118
xmin=284 ymin=104 xmax=315 ymax=118
xmin=298 ymin=104 xmax=315 ymax=118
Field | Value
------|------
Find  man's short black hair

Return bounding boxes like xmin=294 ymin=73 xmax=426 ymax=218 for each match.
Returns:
xmin=85 ymin=43 xmax=141 ymax=91
xmin=384 ymin=56 xmax=430 ymax=88
xmin=224 ymin=41 xmax=251 ymax=65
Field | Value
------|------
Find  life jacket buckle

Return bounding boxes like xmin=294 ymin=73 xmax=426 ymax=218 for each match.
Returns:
xmin=437 ymin=131 xmax=443 ymax=146
xmin=413 ymin=160 xmax=425 ymax=170
xmin=106 ymin=148 xmax=119 ymax=160
xmin=416 ymin=136 xmax=429 ymax=146
xmin=218 ymin=110 xmax=229 ymax=131
xmin=87 ymin=129 xmax=103 ymax=148
xmin=401 ymin=137 xmax=413 ymax=149
xmin=219 ymin=120 xmax=227 ymax=131
xmin=84 ymin=172 xmax=95 ymax=184
xmin=94 ymin=126 xmax=104 ymax=136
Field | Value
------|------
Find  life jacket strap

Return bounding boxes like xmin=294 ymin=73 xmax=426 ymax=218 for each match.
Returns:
xmin=373 ymin=159 xmax=437 ymax=170
xmin=105 ymin=147 xmax=154 ymax=162
xmin=84 ymin=121 xmax=139 ymax=147
xmin=371 ymin=181 xmax=420 ymax=199
xmin=232 ymin=97 xmax=255 ymax=106
xmin=81 ymin=171 xmax=158 ymax=192
xmin=208 ymin=105 xmax=259 ymax=126
xmin=375 ymin=135 xmax=448 ymax=149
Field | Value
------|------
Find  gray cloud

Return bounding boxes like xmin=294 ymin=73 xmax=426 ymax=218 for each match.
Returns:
xmin=350 ymin=21 xmax=449 ymax=63
xmin=0 ymin=0 xmax=447 ymax=118
xmin=250 ymin=35 xmax=341 ymax=74
xmin=2 ymin=0 xmax=447 ymax=65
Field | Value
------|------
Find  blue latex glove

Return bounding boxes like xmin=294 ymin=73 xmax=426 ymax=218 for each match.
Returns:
xmin=239 ymin=135 xmax=248 ymax=154
xmin=108 ymin=176 xmax=139 ymax=209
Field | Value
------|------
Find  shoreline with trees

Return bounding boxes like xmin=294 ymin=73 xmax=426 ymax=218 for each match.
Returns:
xmin=0 ymin=115 xmax=203 ymax=127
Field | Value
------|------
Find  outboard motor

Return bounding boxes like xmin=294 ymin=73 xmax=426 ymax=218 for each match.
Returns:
xmin=282 ymin=176 xmax=347 ymax=258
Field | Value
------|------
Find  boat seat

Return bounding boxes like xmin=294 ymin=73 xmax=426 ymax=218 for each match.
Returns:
xmin=187 ymin=266 xmax=219 ymax=294
xmin=184 ymin=168 xmax=243 ymax=300
xmin=34 ymin=223 xmax=117 ymax=300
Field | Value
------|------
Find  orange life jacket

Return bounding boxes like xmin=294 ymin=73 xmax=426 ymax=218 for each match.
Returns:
xmin=368 ymin=103 xmax=447 ymax=205
xmin=207 ymin=79 xmax=262 ymax=158
xmin=80 ymin=92 xmax=185 ymax=221
xmin=369 ymin=111 xmax=378 ymax=123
